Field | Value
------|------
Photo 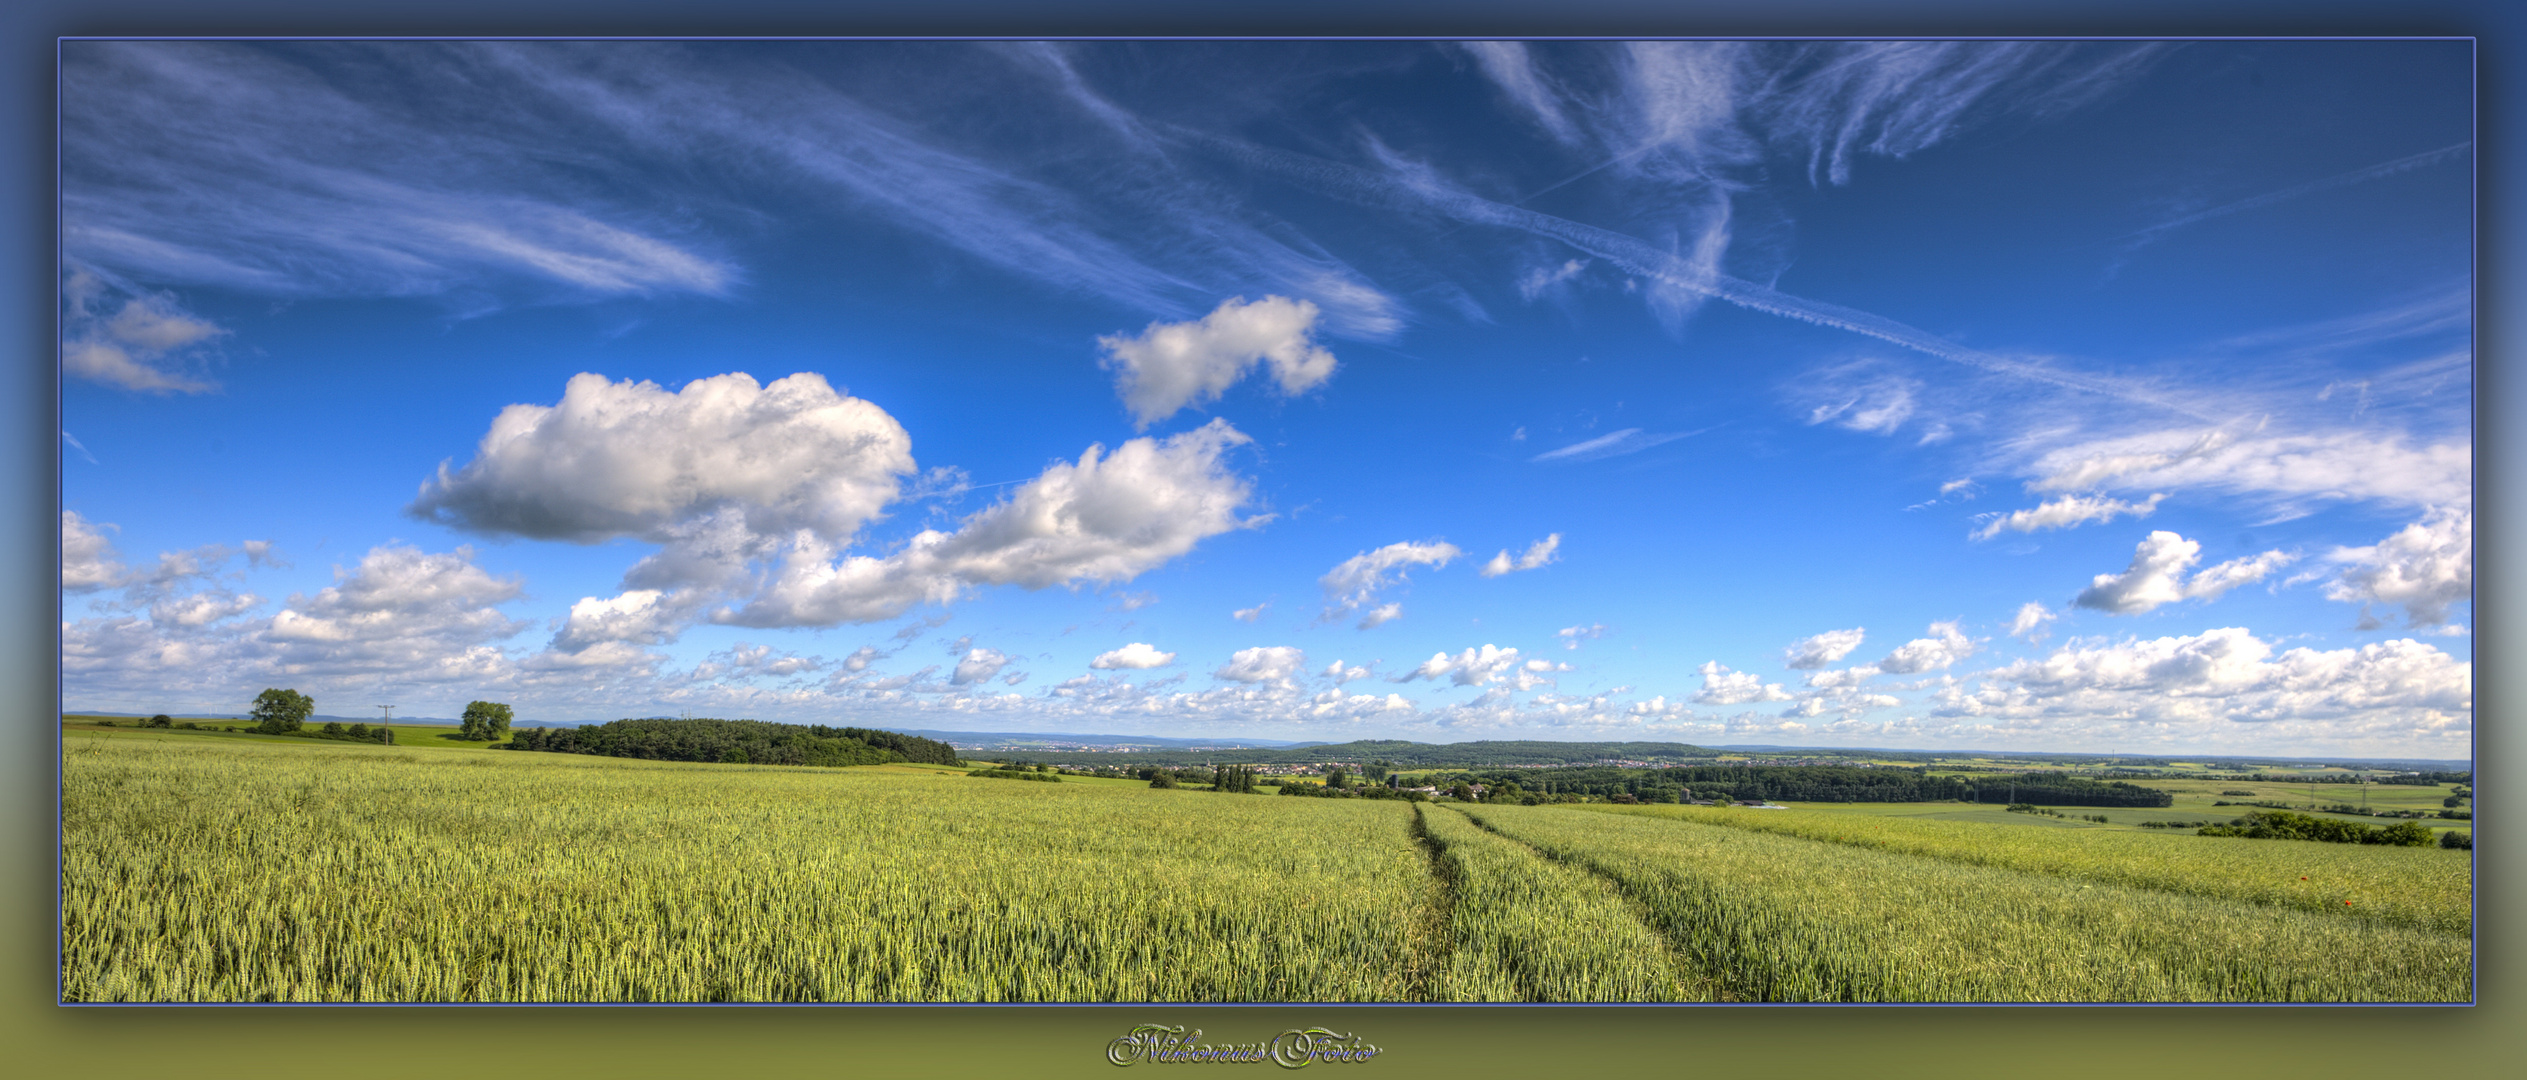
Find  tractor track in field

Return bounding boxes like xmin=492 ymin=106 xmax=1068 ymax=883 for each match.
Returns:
xmin=1404 ymin=803 xmax=1455 ymax=1001
xmin=1436 ymin=803 xmax=1729 ymax=1002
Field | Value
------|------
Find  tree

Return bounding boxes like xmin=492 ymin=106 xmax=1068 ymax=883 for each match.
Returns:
xmin=146 ymin=714 xmax=172 ymax=728
xmin=458 ymin=701 xmax=515 ymax=742
xmin=250 ymin=688 xmax=313 ymax=734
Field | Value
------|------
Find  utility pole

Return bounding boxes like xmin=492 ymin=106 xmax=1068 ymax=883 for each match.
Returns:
xmin=377 ymin=704 xmax=395 ymax=745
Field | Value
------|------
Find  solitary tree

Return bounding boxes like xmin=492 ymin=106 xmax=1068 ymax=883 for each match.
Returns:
xmin=458 ymin=701 xmax=515 ymax=742
xmin=250 ymin=688 xmax=313 ymax=734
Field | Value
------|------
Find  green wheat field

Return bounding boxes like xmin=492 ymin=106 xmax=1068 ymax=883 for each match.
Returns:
xmin=62 ymin=732 xmax=2471 ymax=1003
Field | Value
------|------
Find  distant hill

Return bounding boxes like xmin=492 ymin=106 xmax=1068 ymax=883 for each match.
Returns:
xmin=893 ymin=728 xmax=1326 ymax=751
xmin=976 ymin=739 xmax=1719 ymax=768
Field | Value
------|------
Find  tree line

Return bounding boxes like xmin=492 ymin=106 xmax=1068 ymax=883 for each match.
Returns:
xmin=502 ymin=717 xmax=961 ymax=768
xmin=1431 ymin=765 xmax=2174 ymax=807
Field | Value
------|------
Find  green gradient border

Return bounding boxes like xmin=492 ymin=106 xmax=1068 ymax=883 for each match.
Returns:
xmin=8 ymin=3 xmax=2514 ymax=1077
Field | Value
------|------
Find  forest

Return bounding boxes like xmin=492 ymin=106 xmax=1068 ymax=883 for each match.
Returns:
xmin=502 ymin=718 xmax=961 ymax=768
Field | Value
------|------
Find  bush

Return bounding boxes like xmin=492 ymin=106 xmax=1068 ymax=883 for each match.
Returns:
xmin=1150 ymin=774 xmax=1179 ymax=789
xmin=2440 ymin=830 xmax=2472 ymax=850
xmin=146 ymin=714 xmax=172 ymax=728
xmin=2220 ymin=789 xmax=2258 ymax=796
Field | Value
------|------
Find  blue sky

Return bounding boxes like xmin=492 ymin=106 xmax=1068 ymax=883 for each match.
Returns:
xmin=58 ymin=40 xmax=2472 ymax=756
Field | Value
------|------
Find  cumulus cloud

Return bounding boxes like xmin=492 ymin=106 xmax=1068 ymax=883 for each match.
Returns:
xmin=689 ymin=642 xmax=822 ymax=683
xmin=548 ymin=589 xmax=682 ymax=653
xmin=1783 ymin=627 xmax=1865 ymax=669
xmin=2075 ymin=531 xmax=2296 ymax=615
xmin=410 ymin=371 xmax=915 ymax=549
xmin=265 ymin=545 xmax=530 ymax=679
xmin=1691 ymin=661 xmax=1791 ymax=705
xmin=1319 ymin=539 xmax=1460 ymax=620
xmin=1232 ymin=602 xmax=1269 ymax=622
xmin=1802 ymin=664 xmax=1882 ymax=690
xmin=1322 ymin=659 xmax=1373 ymax=683
xmin=1878 ymin=621 xmax=1975 ymax=674
xmin=2324 ymin=506 xmax=2470 ymax=627
xmin=2009 ymin=602 xmax=2058 ymax=643
xmin=951 ymin=647 xmax=1012 ymax=685
xmin=843 ymin=645 xmax=885 ymax=672
xmin=1970 ymin=493 xmax=2165 ymax=541
xmin=60 ymin=269 xmax=221 ymax=393
xmin=1479 ymin=533 xmax=1561 ymax=577
xmin=1557 ymin=623 xmax=1607 ymax=650
xmin=1091 ymin=642 xmax=1177 ymax=669
xmin=1214 ymin=645 xmax=1306 ymax=684
xmin=1950 ymin=628 xmax=2469 ymax=734
xmin=730 ymin=419 xmax=1258 ymax=626
xmin=62 ymin=511 xmax=128 ymax=592
xmin=1356 ymin=602 xmax=1404 ymax=630
xmin=1395 ymin=644 xmax=1526 ymax=688
xmin=1097 ymin=295 xmax=1338 ymax=427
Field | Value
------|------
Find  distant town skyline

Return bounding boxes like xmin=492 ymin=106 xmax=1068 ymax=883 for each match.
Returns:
xmin=60 ymin=40 xmax=2471 ymax=756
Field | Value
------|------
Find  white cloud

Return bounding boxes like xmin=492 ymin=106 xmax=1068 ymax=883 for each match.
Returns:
xmin=1322 ymin=660 xmax=1373 ymax=683
xmin=264 ymin=545 xmax=529 ymax=680
xmin=1802 ymin=664 xmax=1881 ymax=690
xmin=1463 ymin=42 xmax=1579 ymax=143
xmin=1516 ymin=258 xmax=1589 ymax=300
xmin=1529 ymin=429 xmax=1695 ymax=463
xmin=691 ymin=642 xmax=822 ymax=683
xmin=60 ymin=269 xmax=221 ymax=393
xmin=1215 ymin=645 xmax=1306 ymax=685
xmin=2075 ymin=531 xmax=2295 ymax=615
xmin=1807 ymin=381 xmax=1916 ymax=435
xmin=1556 ymin=623 xmax=1608 ymax=650
xmin=730 ymin=419 xmax=1258 ymax=626
xmin=2075 ymin=532 xmax=2197 ymax=615
xmin=951 ymin=647 xmax=1011 ymax=686
xmin=1356 ymin=602 xmax=1404 ymax=630
xmin=2009 ymin=602 xmax=2057 ymax=643
xmin=1479 ymin=533 xmax=1561 ymax=577
xmin=2324 ymin=506 xmax=2470 ymax=627
xmin=1318 ymin=539 xmax=1460 ymax=619
xmin=62 ymin=511 xmax=127 ymax=592
xmin=1091 ymin=642 xmax=1177 ymax=670
xmin=1691 ymin=661 xmax=1791 ymax=705
xmin=549 ymin=589 xmax=680 ymax=653
xmin=410 ymin=371 xmax=914 ymax=549
xmin=1878 ymin=621 xmax=1975 ymax=674
xmin=2026 ymin=427 xmax=2469 ymax=511
xmin=843 ymin=645 xmax=885 ymax=673
xmin=1395 ymin=644 xmax=1526 ymax=688
xmin=1783 ymin=627 xmax=1865 ymax=670
xmin=1949 ymin=629 xmax=2469 ymax=736
xmin=1232 ymin=602 xmax=1269 ymax=623
xmin=1097 ymin=295 xmax=1338 ymax=427
xmin=2186 ymin=549 xmax=2298 ymax=602
xmin=1971 ymin=493 xmax=2165 ymax=541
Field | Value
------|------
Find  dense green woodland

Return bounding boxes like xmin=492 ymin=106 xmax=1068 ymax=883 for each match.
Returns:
xmin=503 ymin=718 xmax=961 ymax=767
xmin=1449 ymin=766 xmax=2175 ymax=807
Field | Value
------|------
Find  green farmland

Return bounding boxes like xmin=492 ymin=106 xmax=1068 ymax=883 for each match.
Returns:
xmin=62 ymin=730 xmax=2470 ymax=1003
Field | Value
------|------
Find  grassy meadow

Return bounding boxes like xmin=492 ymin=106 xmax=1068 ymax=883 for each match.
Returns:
xmin=62 ymin=728 xmax=2471 ymax=1003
